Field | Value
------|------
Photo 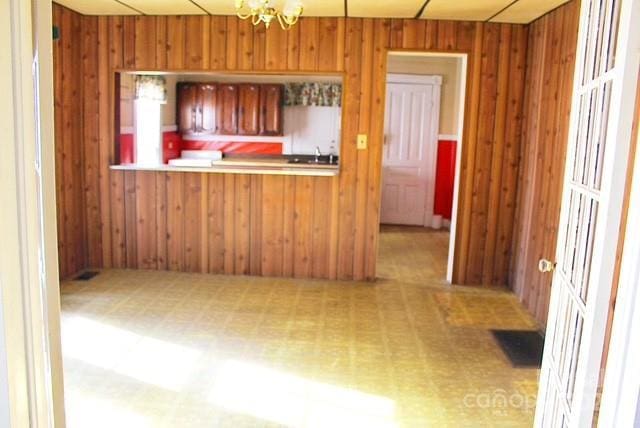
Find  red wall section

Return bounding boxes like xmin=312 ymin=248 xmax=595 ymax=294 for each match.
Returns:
xmin=434 ymin=140 xmax=457 ymax=220
xmin=119 ymin=132 xmax=282 ymax=165
xmin=182 ymin=140 xmax=282 ymax=155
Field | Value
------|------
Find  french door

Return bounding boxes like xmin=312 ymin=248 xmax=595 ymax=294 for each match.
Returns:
xmin=381 ymin=75 xmax=441 ymax=226
xmin=535 ymin=0 xmax=640 ymax=426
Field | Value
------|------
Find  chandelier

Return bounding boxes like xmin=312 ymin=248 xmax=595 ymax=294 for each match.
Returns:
xmin=235 ymin=0 xmax=303 ymax=30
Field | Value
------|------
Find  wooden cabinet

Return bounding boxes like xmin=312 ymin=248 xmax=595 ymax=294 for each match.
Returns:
xmin=178 ymin=83 xmax=218 ymax=135
xmin=198 ymin=84 xmax=218 ymax=134
xmin=177 ymin=82 xmax=284 ymax=137
xmin=260 ymin=84 xmax=283 ymax=136
xmin=238 ymin=84 xmax=261 ymax=135
xmin=177 ymin=83 xmax=198 ymax=134
xmin=217 ymin=84 xmax=239 ymax=135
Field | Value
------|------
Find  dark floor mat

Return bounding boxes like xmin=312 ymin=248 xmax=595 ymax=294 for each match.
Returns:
xmin=491 ymin=330 xmax=544 ymax=368
xmin=74 ymin=271 xmax=99 ymax=281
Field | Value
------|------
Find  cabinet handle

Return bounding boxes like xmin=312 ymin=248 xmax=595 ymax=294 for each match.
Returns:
xmin=191 ymin=108 xmax=196 ymax=132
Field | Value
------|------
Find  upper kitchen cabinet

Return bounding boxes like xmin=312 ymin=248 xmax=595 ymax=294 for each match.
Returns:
xmin=237 ymin=84 xmax=261 ymax=135
xmin=177 ymin=82 xmax=218 ymax=135
xmin=217 ymin=84 xmax=239 ymax=135
xmin=260 ymin=84 xmax=284 ymax=136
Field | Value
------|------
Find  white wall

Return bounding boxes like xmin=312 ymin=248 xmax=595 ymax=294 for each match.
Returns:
xmin=283 ymin=106 xmax=341 ymax=155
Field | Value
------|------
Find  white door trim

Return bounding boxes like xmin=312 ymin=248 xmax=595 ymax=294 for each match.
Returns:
xmin=598 ymin=75 xmax=640 ymax=427
xmin=386 ymin=73 xmax=443 ymax=86
xmin=0 ymin=0 xmax=64 ymax=426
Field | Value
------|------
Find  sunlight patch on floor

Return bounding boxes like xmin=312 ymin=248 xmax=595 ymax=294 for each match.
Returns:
xmin=62 ymin=315 xmax=201 ymax=391
xmin=210 ymin=359 xmax=398 ymax=428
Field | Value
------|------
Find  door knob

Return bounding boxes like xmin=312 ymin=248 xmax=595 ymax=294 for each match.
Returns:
xmin=538 ymin=259 xmax=556 ymax=273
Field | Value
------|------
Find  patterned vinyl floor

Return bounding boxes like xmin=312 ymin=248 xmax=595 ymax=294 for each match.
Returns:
xmin=61 ymin=226 xmax=540 ymax=427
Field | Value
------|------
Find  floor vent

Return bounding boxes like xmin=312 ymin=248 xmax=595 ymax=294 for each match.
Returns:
xmin=491 ymin=329 xmax=544 ymax=368
xmin=74 ymin=271 xmax=99 ymax=281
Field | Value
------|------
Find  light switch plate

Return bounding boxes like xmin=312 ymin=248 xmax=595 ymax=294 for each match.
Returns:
xmin=357 ymin=134 xmax=368 ymax=150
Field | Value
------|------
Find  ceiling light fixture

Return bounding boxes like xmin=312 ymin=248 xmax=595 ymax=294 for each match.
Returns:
xmin=235 ymin=0 xmax=303 ymax=30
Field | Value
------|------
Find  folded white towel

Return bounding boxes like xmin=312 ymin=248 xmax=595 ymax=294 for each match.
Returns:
xmin=168 ymin=158 xmax=214 ymax=167
xmin=181 ymin=150 xmax=223 ymax=161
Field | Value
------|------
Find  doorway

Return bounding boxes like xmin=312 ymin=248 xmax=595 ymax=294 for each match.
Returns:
xmin=378 ymin=52 xmax=467 ymax=285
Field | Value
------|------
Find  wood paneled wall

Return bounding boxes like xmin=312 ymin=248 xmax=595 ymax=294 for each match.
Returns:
xmin=510 ymin=0 xmax=580 ymax=324
xmin=53 ymin=3 xmax=530 ymax=284
xmin=53 ymin=6 xmax=86 ymax=279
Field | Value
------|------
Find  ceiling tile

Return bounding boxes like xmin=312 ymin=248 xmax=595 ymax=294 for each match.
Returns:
xmin=299 ymin=0 xmax=344 ymax=17
xmin=190 ymin=0 xmax=237 ymax=15
xmin=347 ymin=0 xmax=425 ymax=18
xmin=122 ymin=0 xmax=206 ymax=15
xmin=421 ymin=0 xmax=514 ymax=21
xmin=489 ymin=0 xmax=571 ymax=23
xmin=54 ymin=0 xmax=140 ymax=15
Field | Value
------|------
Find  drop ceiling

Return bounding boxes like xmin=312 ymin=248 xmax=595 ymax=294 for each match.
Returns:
xmin=53 ymin=0 xmax=571 ymax=24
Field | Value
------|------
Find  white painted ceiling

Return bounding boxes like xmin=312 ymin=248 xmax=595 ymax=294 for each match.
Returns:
xmin=54 ymin=0 xmax=571 ymax=24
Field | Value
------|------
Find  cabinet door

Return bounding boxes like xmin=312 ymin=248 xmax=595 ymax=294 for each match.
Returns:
xmin=237 ymin=84 xmax=260 ymax=135
xmin=259 ymin=84 xmax=283 ymax=136
xmin=198 ymin=84 xmax=218 ymax=134
xmin=217 ymin=84 xmax=238 ymax=135
xmin=177 ymin=83 xmax=198 ymax=134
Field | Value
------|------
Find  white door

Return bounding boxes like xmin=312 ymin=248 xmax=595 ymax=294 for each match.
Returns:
xmin=381 ymin=75 xmax=441 ymax=226
xmin=535 ymin=0 xmax=640 ymax=425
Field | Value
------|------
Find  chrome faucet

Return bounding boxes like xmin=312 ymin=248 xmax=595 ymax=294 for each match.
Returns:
xmin=314 ymin=146 xmax=321 ymax=163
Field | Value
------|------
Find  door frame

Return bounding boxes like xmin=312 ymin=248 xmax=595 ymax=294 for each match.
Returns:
xmin=384 ymin=52 xmax=468 ymax=284
xmin=0 ymin=0 xmax=64 ymax=425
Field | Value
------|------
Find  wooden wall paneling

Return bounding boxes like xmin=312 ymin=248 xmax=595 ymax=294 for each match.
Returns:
xmin=389 ymin=19 xmax=403 ymax=49
xmin=252 ymin=25 xmax=266 ymax=70
xmin=261 ymin=176 xmax=284 ymax=276
xmin=466 ymin=23 xmax=501 ymax=284
xmin=167 ymin=16 xmax=185 ymax=69
xmin=311 ymin=178 xmax=331 ymax=278
xmin=124 ymin=171 xmax=137 ymax=268
xmin=185 ymin=16 xmax=209 ymax=70
xmin=166 ymin=172 xmax=185 ymax=271
xmin=436 ymin=21 xmax=457 ymax=51
xmin=210 ymin=16 xmax=227 ymax=70
xmin=328 ymin=176 xmax=340 ymax=279
xmin=199 ymin=174 xmax=210 ymax=274
xmin=294 ymin=176 xmax=313 ymax=278
xmin=286 ymin=24 xmax=300 ymax=70
xmin=135 ymin=171 xmax=158 ymax=269
xmin=336 ymin=18 xmax=363 ymax=280
xmin=353 ymin=19 xmax=374 ymax=280
xmin=123 ymin=17 xmax=136 ymax=69
xmin=223 ymin=174 xmax=236 ymax=274
xmin=453 ymin=22 xmax=484 ymax=284
xmin=184 ymin=172 xmax=204 ymax=272
xmin=424 ymin=21 xmax=438 ymax=50
xmin=492 ymin=25 xmax=528 ymax=285
xmin=265 ymin=24 xmax=288 ymax=71
xmin=299 ymin=17 xmax=320 ymax=71
xmin=134 ymin=17 xmax=157 ymax=69
xmin=318 ymin=18 xmax=343 ymax=71
xmin=52 ymin=5 xmax=67 ymax=277
xmin=60 ymin=7 xmax=85 ymax=277
xmin=155 ymin=172 xmax=168 ymax=270
xmin=282 ymin=176 xmax=296 ymax=276
xmin=455 ymin=21 xmax=475 ymax=52
xmin=237 ymin=19 xmax=254 ymax=71
xmin=364 ymin=18 xmax=391 ymax=280
xmin=98 ymin=17 xmax=113 ymax=268
xmin=510 ymin=1 xmax=580 ymax=325
xmin=82 ymin=16 xmax=102 ymax=269
xmin=481 ymin=24 xmax=512 ymax=284
xmin=155 ymin=16 xmax=167 ymax=70
xmin=402 ymin=20 xmax=426 ymax=50
xmin=225 ymin=17 xmax=239 ymax=69
xmin=249 ymin=175 xmax=262 ymax=275
xmin=234 ymin=175 xmax=251 ymax=274
xmin=110 ymin=171 xmax=127 ymax=268
xmin=207 ymin=174 xmax=226 ymax=273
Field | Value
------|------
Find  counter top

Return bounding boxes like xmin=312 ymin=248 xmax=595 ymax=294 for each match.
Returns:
xmin=110 ymin=156 xmax=339 ymax=177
